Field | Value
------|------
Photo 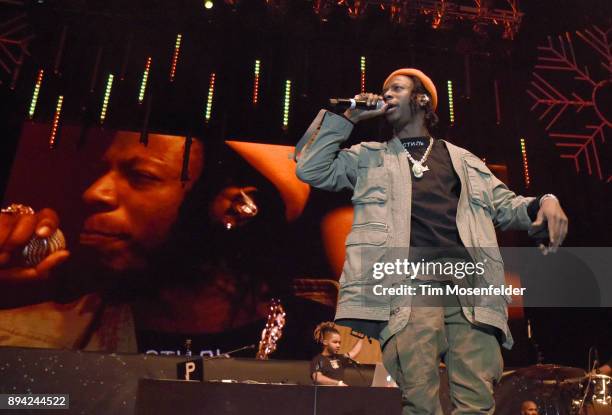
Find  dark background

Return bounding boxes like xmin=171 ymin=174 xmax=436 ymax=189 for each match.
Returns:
xmin=0 ymin=0 xmax=610 ymax=368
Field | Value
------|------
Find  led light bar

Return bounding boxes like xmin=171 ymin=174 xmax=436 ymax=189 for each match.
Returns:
xmin=100 ymin=74 xmax=114 ymax=123
xmin=28 ymin=69 xmax=44 ymax=119
xmin=138 ymin=57 xmax=152 ymax=104
xmin=49 ymin=95 xmax=64 ymax=149
xmin=282 ymin=79 xmax=291 ymax=130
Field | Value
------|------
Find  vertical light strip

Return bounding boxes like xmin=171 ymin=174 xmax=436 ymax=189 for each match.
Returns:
xmin=253 ymin=59 xmax=261 ymax=105
xmin=100 ymin=74 xmax=114 ymax=123
xmin=139 ymin=57 xmax=152 ymax=103
xmin=89 ymin=47 xmax=103 ymax=93
xmin=54 ymin=26 xmax=67 ymax=75
xmin=49 ymin=95 xmax=63 ymax=149
xmin=205 ymin=72 xmax=216 ymax=123
xmin=447 ymin=80 xmax=455 ymax=125
xmin=282 ymin=79 xmax=291 ymax=130
xmin=464 ymin=55 xmax=471 ymax=99
xmin=28 ymin=69 xmax=44 ymax=119
xmin=170 ymin=34 xmax=182 ymax=82
xmin=520 ymin=138 xmax=531 ymax=188
xmin=360 ymin=56 xmax=366 ymax=93
xmin=494 ymin=79 xmax=501 ymax=125
xmin=119 ymin=35 xmax=133 ymax=81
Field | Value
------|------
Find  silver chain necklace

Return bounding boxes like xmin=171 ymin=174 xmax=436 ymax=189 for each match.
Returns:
xmin=404 ymin=137 xmax=434 ymax=179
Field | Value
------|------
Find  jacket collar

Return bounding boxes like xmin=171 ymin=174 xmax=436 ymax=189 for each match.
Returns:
xmin=388 ymin=136 xmax=405 ymax=155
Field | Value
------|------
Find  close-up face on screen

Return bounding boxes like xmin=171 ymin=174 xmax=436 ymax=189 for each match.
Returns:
xmin=0 ymin=1 xmax=610 ymax=414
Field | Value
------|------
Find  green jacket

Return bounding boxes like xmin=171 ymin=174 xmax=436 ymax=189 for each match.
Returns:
xmin=295 ymin=110 xmax=536 ymax=349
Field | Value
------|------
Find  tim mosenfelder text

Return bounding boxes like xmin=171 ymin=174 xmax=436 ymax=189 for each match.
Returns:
xmin=372 ymin=284 xmax=526 ymax=297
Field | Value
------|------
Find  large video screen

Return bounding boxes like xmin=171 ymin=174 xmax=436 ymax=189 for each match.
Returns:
xmin=0 ymin=122 xmax=346 ymax=359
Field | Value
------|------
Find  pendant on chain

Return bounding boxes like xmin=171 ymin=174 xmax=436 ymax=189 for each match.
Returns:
xmin=411 ymin=162 xmax=429 ymax=178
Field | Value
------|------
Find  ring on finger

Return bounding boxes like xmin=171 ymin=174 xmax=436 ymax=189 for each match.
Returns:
xmin=1 ymin=204 xmax=35 ymax=215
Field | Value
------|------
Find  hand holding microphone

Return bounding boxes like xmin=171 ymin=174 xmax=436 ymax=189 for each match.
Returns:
xmin=0 ymin=205 xmax=70 ymax=283
xmin=330 ymin=93 xmax=388 ymax=124
xmin=329 ymin=97 xmax=385 ymax=111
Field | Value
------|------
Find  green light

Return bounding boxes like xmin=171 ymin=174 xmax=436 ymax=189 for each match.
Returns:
xmin=283 ymin=80 xmax=291 ymax=129
xmin=447 ymin=80 xmax=455 ymax=125
xmin=205 ymin=73 xmax=216 ymax=122
xmin=360 ymin=56 xmax=366 ymax=92
xmin=100 ymin=74 xmax=114 ymax=123
xmin=253 ymin=60 xmax=261 ymax=104
xmin=28 ymin=69 xmax=44 ymax=119
xmin=170 ymin=34 xmax=182 ymax=81
xmin=138 ymin=57 xmax=151 ymax=104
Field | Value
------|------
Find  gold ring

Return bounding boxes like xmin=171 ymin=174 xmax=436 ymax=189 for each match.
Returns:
xmin=0 ymin=203 xmax=35 ymax=215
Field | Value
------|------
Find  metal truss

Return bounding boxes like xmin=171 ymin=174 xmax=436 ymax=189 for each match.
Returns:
xmin=313 ymin=0 xmax=523 ymax=38
xmin=0 ymin=6 xmax=34 ymax=88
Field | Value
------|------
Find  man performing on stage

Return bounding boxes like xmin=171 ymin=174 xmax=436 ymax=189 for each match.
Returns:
xmin=295 ymin=68 xmax=568 ymax=414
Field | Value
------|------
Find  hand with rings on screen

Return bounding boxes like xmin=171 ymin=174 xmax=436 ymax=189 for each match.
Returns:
xmin=0 ymin=204 xmax=69 ymax=308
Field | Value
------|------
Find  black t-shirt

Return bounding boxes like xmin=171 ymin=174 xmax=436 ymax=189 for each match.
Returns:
xmin=400 ymin=137 xmax=540 ymax=256
xmin=400 ymin=138 xmax=467 ymax=257
xmin=136 ymin=296 xmax=333 ymax=360
xmin=310 ymin=353 xmax=350 ymax=382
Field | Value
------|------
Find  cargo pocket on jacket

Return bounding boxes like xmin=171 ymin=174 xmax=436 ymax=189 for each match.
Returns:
xmin=342 ymin=224 xmax=389 ymax=289
xmin=351 ymin=167 xmax=388 ymax=204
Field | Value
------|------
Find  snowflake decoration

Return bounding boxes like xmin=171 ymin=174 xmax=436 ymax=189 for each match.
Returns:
xmin=0 ymin=8 xmax=34 ymax=89
xmin=527 ymin=26 xmax=611 ymax=182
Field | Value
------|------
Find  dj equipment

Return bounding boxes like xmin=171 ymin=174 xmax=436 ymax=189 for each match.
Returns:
xmin=136 ymin=379 xmax=402 ymax=415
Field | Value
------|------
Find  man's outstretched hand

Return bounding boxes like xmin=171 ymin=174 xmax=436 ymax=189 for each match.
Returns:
xmin=531 ymin=198 xmax=568 ymax=255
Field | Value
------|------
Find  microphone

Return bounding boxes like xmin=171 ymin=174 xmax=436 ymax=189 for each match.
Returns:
xmin=329 ymin=98 xmax=384 ymax=111
xmin=203 ymin=343 xmax=257 ymax=361
xmin=0 ymin=204 xmax=66 ymax=267
xmin=22 ymin=229 xmax=66 ymax=267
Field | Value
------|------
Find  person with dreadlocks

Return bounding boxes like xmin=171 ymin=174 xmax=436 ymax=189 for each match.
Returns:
xmin=310 ymin=321 xmax=364 ymax=386
xmin=296 ymin=68 xmax=568 ymax=413
xmin=0 ymin=131 xmax=331 ymax=357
